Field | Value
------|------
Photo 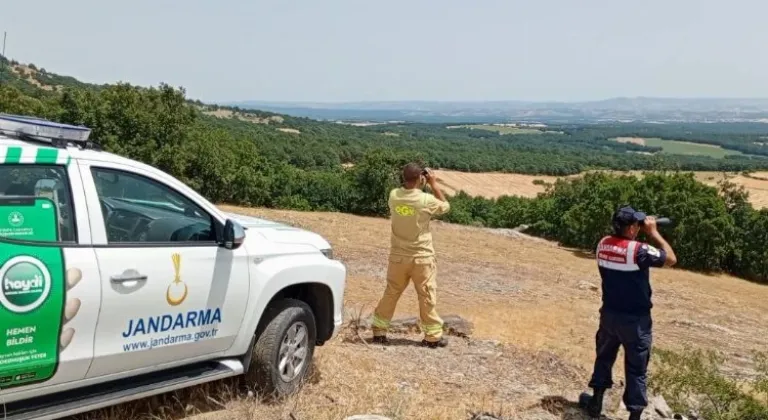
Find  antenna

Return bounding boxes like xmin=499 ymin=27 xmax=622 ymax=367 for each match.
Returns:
xmin=1 ymin=31 xmax=6 ymax=77
xmin=0 ymin=114 xmax=92 ymax=148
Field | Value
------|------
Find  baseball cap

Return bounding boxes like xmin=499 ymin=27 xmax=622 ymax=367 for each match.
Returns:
xmin=612 ymin=205 xmax=647 ymax=227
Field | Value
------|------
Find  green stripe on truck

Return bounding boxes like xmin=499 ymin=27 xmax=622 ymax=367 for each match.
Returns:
xmin=35 ymin=147 xmax=60 ymax=164
xmin=5 ymin=146 xmax=22 ymax=164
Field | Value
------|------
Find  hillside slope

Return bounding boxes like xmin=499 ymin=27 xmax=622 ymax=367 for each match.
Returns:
xmin=73 ymin=207 xmax=768 ymax=420
xmin=7 ymin=53 xmax=768 ymax=178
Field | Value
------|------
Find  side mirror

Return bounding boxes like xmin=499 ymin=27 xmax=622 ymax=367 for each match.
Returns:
xmin=222 ymin=219 xmax=245 ymax=250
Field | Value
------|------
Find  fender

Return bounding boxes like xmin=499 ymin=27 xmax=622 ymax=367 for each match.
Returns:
xmin=226 ymin=252 xmax=346 ymax=357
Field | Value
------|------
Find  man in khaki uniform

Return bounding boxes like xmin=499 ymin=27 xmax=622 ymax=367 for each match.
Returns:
xmin=371 ymin=163 xmax=451 ymax=348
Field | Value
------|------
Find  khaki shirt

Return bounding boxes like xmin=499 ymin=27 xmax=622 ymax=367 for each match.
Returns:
xmin=388 ymin=187 xmax=451 ymax=258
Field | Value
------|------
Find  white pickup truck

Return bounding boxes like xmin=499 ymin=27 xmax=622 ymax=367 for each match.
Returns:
xmin=0 ymin=114 xmax=347 ymax=419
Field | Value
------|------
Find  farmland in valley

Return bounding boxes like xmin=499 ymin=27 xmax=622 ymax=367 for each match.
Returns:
xmin=448 ymin=124 xmax=562 ymax=135
xmin=611 ymin=136 xmax=745 ymax=158
xmin=436 ymin=169 xmax=768 ymax=209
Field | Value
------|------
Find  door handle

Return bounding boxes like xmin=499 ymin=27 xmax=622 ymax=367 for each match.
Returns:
xmin=110 ymin=269 xmax=148 ymax=283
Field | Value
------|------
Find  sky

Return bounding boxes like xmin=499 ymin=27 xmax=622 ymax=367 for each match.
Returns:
xmin=1 ymin=0 xmax=767 ymax=103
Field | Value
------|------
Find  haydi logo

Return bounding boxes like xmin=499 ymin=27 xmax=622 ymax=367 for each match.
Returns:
xmin=0 ymin=256 xmax=51 ymax=313
xmin=4 ymin=273 xmax=43 ymax=294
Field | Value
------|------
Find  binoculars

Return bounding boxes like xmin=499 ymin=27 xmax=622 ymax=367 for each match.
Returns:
xmin=617 ymin=205 xmax=672 ymax=227
xmin=642 ymin=217 xmax=672 ymax=226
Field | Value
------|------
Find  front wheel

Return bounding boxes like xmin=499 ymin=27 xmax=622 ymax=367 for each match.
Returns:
xmin=250 ymin=298 xmax=317 ymax=398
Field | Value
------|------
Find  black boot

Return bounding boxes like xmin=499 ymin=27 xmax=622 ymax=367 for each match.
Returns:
xmin=586 ymin=388 xmax=605 ymax=418
xmin=628 ymin=411 xmax=642 ymax=420
xmin=421 ymin=336 xmax=448 ymax=348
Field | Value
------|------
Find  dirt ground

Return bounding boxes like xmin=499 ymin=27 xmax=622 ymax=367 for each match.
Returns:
xmin=202 ymin=109 xmax=285 ymax=125
xmin=435 ymin=169 xmax=768 ymax=209
xmin=613 ymin=137 xmax=647 ymax=146
xmin=72 ymin=206 xmax=768 ymax=420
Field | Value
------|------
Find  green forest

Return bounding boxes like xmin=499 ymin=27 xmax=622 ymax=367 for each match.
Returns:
xmin=1 ymin=56 xmax=767 ymax=283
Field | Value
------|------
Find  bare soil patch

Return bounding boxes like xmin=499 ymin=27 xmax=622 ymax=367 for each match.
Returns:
xmin=277 ymin=128 xmax=301 ymax=134
xmin=613 ymin=137 xmax=646 ymax=146
xmin=10 ymin=64 xmax=57 ymax=91
xmin=202 ymin=109 xmax=285 ymax=125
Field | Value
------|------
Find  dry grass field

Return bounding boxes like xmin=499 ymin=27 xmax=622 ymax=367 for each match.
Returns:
xmin=613 ymin=137 xmax=648 ymax=146
xmin=435 ymin=171 xmax=565 ymax=199
xmin=435 ymin=169 xmax=768 ymax=209
xmin=72 ymin=206 xmax=768 ymax=420
xmin=610 ymin=137 xmax=744 ymax=158
xmin=724 ymin=171 xmax=768 ymax=208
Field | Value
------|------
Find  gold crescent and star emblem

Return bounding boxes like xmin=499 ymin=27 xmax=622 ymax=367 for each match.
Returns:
xmin=165 ymin=253 xmax=188 ymax=306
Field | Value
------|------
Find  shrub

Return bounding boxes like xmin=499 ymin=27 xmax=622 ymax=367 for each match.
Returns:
xmin=650 ymin=347 xmax=768 ymax=420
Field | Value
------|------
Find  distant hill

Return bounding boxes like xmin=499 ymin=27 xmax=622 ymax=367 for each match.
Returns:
xmin=0 ymin=54 xmax=101 ymax=95
xmin=225 ymin=97 xmax=768 ymax=123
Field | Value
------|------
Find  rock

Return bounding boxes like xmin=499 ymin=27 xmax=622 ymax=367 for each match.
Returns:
xmin=443 ymin=314 xmax=475 ymax=337
xmin=469 ymin=413 xmax=505 ymax=420
xmin=673 ymin=414 xmax=688 ymax=420
xmin=345 ymin=416 xmax=392 ymax=420
xmin=651 ymin=395 xmax=674 ymax=418
xmin=578 ymin=281 xmax=599 ymax=291
xmin=475 ymin=339 xmax=500 ymax=347
xmin=512 ymin=224 xmax=529 ymax=232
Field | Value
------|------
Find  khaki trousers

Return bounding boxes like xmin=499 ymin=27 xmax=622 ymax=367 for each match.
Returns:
xmin=371 ymin=255 xmax=444 ymax=342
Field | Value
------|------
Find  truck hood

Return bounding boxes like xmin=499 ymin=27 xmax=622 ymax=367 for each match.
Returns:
xmin=223 ymin=212 xmax=331 ymax=251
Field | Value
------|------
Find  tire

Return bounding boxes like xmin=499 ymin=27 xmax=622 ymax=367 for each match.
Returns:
xmin=249 ymin=298 xmax=317 ymax=398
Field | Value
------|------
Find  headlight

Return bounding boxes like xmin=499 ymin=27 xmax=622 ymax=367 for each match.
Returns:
xmin=321 ymin=248 xmax=334 ymax=259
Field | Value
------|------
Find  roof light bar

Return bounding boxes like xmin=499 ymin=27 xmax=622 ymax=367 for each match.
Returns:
xmin=0 ymin=114 xmax=91 ymax=143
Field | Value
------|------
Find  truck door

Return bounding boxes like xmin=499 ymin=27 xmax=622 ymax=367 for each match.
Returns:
xmin=77 ymin=161 xmax=250 ymax=378
xmin=0 ymin=152 xmax=101 ymax=396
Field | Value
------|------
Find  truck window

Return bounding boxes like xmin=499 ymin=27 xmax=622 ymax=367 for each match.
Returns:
xmin=0 ymin=165 xmax=76 ymax=243
xmin=91 ymin=167 xmax=216 ymax=244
